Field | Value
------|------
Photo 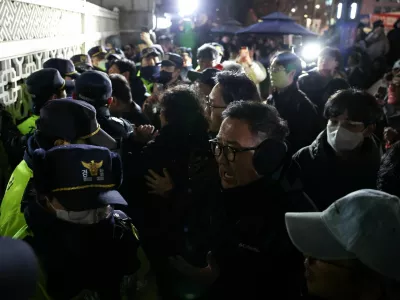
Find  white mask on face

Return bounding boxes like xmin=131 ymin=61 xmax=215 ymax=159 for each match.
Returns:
xmin=327 ymin=123 xmax=365 ymax=152
xmin=51 ymin=203 xmax=113 ymax=225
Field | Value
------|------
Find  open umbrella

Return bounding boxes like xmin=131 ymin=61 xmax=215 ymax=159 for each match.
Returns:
xmin=236 ymin=12 xmax=317 ymax=36
xmin=211 ymin=19 xmax=243 ymax=34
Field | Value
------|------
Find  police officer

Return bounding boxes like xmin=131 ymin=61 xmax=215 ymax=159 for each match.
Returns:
xmin=88 ymin=46 xmax=108 ymax=72
xmin=43 ymin=58 xmax=79 ymax=97
xmin=138 ymin=47 xmax=162 ymax=95
xmin=71 ymin=54 xmax=94 ymax=74
xmin=1 ymin=69 xmax=70 ymax=169
xmin=0 ymin=99 xmax=117 ymax=237
xmin=21 ymin=68 xmax=70 ymax=135
xmin=74 ymin=70 xmax=133 ymax=141
xmin=18 ymin=144 xmax=140 ymax=299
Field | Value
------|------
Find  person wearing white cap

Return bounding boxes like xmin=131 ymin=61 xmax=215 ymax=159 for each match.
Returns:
xmin=285 ymin=189 xmax=400 ymax=300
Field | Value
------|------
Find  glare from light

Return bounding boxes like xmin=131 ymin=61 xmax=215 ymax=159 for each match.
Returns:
xmin=178 ymin=0 xmax=198 ymax=17
xmin=315 ymin=4 xmax=321 ymax=9
xmin=154 ymin=16 xmax=172 ymax=29
xmin=302 ymin=43 xmax=322 ymax=61
xmin=304 ymin=14 xmax=308 ymax=18
xmin=291 ymin=8 xmax=296 ymax=13
xmin=350 ymin=3 xmax=357 ymax=19
xmin=304 ymin=5 xmax=308 ymax=9
xmin=337 ymin=3 xmax=343 ymax=19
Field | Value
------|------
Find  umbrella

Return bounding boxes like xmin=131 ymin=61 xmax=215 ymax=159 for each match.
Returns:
xmin=236 ymin=12 xmax=317 ymax=36
xmin=211 ymin=19 xmax=243 ymax=34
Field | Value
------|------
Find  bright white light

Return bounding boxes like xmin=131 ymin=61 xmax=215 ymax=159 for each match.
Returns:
xmin=315 ymin=4 xmax=321 ymax=9
xmin=178 ymin=0 xmax=198 ymax=17
xmin=291 ymin=8 xmax=296 ymax=13
xmin=304 ymin=14 xmax=308 ymax=18
xmin=337 ymin=3 xmax=343 ymax=19
xmin=350 ymin=3 xmax=357 ymax=19
xmin=153 ymin=16 xmax=172 ymax=29
xmin=302 ymin=43 xmax=322 ymax=61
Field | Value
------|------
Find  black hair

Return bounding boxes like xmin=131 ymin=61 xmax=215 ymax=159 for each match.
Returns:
xmin=221 ymin=61 xmax=244 ymax=73
xmin=109 ymin=74 xmax=132 ymax=106
xmin=215 ymin=70 xmax=261 ymax=105
xmin=320 ymin=47 xmax=342 ymax=70
xmin=378 ymin=141 xmax=400 ymax=197
xmin=324 ymin=89 xmax=382 ymax=124
xmin=105 ymin=35 xmax=121 ymax=48
xmin=111 ymin=59 xmax=136 ymax=84
xmin=322 ymin=78 xmax=351 ymax=104
xmin=272 ymin=51 xmax=303 ymax=81
xmin=161 ymin=85 xmax=209 ymax=134
xmin=222 ymin=101 xmax=289 ymax=142
xmin=197 ymin=44 xmax=218 ymax=61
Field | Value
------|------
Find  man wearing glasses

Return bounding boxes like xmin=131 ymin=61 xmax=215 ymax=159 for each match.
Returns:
xmin=170 ymin=101 xmax=312 ymax=299
xmin=207 ymin=71 xmax=261 ymax=137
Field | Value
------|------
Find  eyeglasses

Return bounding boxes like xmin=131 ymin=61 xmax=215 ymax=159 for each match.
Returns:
xmin=210 ymin=138 xmax=258 ymax=162
xmin=205 ymin=96 xmax=227 ymax=110
xmin=268 ymin=66 xmax=286 ymax=73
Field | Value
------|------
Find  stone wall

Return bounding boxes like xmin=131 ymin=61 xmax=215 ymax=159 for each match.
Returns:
xmin=0 ymin=0 xmax=119 ymax=108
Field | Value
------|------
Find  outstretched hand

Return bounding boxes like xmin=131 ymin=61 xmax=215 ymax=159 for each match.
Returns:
xmin=135 ymin=125 xmax=158 ymax=144
xmin=145 ymin=168 xmax=174 ymax=197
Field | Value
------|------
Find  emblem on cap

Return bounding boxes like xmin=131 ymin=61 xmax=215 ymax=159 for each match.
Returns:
xmin=80 ymin=55 xmax=87 ymax=63
xmin=82 ymin=160 xmax=103 ymax=176
xmin=81 ymin=160 xmax=105 ymax=182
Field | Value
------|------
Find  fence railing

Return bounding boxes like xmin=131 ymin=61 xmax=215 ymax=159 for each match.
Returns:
xmin=0 ymin=0 xmax=119 ymax=107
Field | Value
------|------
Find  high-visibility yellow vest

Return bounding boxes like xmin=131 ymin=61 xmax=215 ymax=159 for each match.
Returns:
xmin=137 ymin=70 xmax=154 ymax=95
xmin=0 ymin=160 xmax=33 ymax=237
xmin=17 ymin=115 xmax=39 ymax=135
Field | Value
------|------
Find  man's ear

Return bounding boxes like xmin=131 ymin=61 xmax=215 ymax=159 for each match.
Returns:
xmin=122 ymin=71 xmax=130 ymax=82
xmin=288 ymin=70 xmax=296 ymax=82
xmin=107 ymin=97 xmax=113 ymax=107
xmin=364 ymin=124 xmax=376 ymax=137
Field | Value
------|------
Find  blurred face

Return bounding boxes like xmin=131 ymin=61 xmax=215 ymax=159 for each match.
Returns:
xmin=199 ymin=82 xmax=213 ymax=99
xmin=213 ymin=117 xmax=261 ymax=189
xmin=305 ymin=257 xmax=362 ymax=299
xmin=92 ymin=56 xmax=107 ymax=71
xmin=208 ymin=84 xmax=228 ymax=133
xmin=318 ymin=55 xmax=338 ymax=75
xmin=123 ymin=45 xmax=134 ymax=58
xmin=108 ymin=64 xmax=120 ymax=75
xmin=198 ymin=58 xmax=214 ymax=72
xmin=269 ymin=58 xmax=295 ymax=89
xmin=142 ymin=56 xmax=159 ymax=67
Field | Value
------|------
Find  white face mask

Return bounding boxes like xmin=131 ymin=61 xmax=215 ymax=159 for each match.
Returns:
xmin=51 ymin=204 xmax=113 ymax=225
xmin=327 ymin=122 xmax=365 ymax=152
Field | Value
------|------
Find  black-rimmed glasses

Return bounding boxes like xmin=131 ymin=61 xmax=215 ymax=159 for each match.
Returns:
xmin=210 ymin=138 xmax=258 ymax=162
xmin=205 ymin=96 xmax=227 ymax=110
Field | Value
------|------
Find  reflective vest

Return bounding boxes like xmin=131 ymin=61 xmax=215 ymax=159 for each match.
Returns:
xmin=17 ymin=115 xmax=39 ymax=135
xmin=0 ymin=160 xmax=33 ymax=237
xmin=137 ymin=70 xmax=154 ymax=95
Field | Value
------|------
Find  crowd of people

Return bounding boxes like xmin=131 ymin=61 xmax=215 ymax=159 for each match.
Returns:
xmin=0 ymin=17 xmax=399 ymax=300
